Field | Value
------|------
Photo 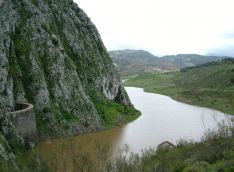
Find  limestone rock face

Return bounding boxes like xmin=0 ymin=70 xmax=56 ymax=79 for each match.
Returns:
xmin=0 ymin=132 xmax=18 ymax=171
xmin=0 ymin=0 xmax=5 ymax=7
xmin=0 ymin=0 xmax=131 ymax=137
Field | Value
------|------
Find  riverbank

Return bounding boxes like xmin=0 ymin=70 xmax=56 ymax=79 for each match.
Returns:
xmin=0 ymin=100 xmax=140 ymax=172
xmin=94 ymin=99 xmax=140 ymax=129
xmin=109 ymin=122 xmax=234 ymax=172
xmin=124 ymin=60 xmax=234 ymax=115
xmin=38 ymin=119 xmax=234 ymax=172
xmin=37 ymin=87 xmax=232 ymax=171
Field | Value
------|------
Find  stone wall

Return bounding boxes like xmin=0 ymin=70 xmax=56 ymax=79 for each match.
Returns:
xmin=9 ymin=103 xmax=38 ymax=142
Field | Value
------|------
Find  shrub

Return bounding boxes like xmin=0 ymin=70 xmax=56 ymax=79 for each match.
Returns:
xmin=230 ymin=78 xmax=234 ymax=84
xmin=51 ymin=37 xmax=59 ymax=47
xmin=183 ymin=161 xmax=209 ymax=172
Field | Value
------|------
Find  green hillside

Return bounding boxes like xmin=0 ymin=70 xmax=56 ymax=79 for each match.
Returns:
xmin=109 ymin=49 xmax=177 ymax=75
xmin=125 ymin=58 xmax=234 ymax=115
xmin=109 ymin=49 xmax=228 ymax=76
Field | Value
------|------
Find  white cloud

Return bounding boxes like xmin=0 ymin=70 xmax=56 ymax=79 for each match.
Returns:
xmin=75 ymin=0 xmax=234 ymax=56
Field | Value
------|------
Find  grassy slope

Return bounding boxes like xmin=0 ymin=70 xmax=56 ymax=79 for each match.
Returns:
xmin=110 ymin=133 xmax=234 ymax=172
xmin=125 ymin=61 xmax=234 ymax=115
xmin=95 ymin=100 xmax=140 ymax=129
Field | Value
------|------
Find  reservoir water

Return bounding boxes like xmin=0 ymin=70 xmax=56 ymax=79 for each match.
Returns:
xmin=39 ymin=87 xmax=229 ymax=168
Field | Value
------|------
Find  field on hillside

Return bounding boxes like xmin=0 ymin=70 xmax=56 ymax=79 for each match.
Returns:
xmin=125 ymin=60 xmax=234 ymax=115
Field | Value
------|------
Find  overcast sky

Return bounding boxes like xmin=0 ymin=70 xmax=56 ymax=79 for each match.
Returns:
xmin=75 ymin=0 xmax=234 ymax=56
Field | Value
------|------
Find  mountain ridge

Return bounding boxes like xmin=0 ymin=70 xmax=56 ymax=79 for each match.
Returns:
xmin=109 ymin=49 xmax=230 ymax=75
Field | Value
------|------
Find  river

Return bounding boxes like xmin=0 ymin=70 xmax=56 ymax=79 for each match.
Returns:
xmin=38 ymin=87 xmax=229 ymax=169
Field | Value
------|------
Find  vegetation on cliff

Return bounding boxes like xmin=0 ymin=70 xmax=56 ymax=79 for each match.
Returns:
xmin=0 ymin=0 xmax=139 ymax=170
xmin=0 ymin=0 xmax=137 ymax=139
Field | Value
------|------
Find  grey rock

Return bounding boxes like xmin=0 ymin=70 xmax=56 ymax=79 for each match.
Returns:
xmin=0 ymin=132 xmax=19 ymax=171
xmin=0 ymin=0 xmax=4 ymax=7
xmin=0 ymin=0 xmax=132 ymax=137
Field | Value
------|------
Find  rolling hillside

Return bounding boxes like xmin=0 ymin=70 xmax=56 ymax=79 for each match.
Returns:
xmin=109 ymin=49 xmax=228 ymax=76
xmin=109 ymin=50 xmax=177 ymax=75
xmin=125 ymin=58 xmax=234 ymax=115
xmin=161 ymin=54 xmax=228 ymax=68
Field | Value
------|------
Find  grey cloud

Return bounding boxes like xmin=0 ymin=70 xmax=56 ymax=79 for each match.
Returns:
xmin=207 ymin=46 xmax=234 ymax=57
xmin=223 ymin=32 xmax=234 ymax=39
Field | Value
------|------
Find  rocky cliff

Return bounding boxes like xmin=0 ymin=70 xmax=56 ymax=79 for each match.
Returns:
xmin=0 ymin=0 xmax=133 ymax=137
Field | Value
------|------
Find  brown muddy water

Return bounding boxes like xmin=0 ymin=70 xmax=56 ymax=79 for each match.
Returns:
xmin=38 ymin=87 xmax=229 ymax=170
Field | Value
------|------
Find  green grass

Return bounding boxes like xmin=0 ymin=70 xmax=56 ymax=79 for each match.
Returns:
xmin=0 ymin=131 xmax=48 ymax=172
xmin=14 ymin=150 xmax=48 ymax=172
xmin=95 ymin=100 xmax=140 ymax=129
xmin=125 ymin=60 xmax=234 ymax=115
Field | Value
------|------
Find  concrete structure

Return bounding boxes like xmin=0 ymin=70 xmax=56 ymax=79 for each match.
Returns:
xmin=157 ymin=141 xmax=175 ymax=150
xmin=9 ymin=103 xmax=38 ymax=142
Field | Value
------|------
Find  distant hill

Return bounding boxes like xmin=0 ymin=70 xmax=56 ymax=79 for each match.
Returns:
xmin=109 ymin=49 xmax=229 ymax=76
xmin=109 ymin=50 xmax=177 ymax=76
xmin=161 ymin=54 xmax=229 ymax=69
xmin=125 ymin=58 xmax=234 ymax=115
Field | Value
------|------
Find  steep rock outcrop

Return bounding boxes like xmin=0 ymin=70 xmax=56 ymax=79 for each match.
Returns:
xmin=0 ymin=0 xmax=132 ymax=137
xmin=0 ymin=132 xmax=19 ymax=171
